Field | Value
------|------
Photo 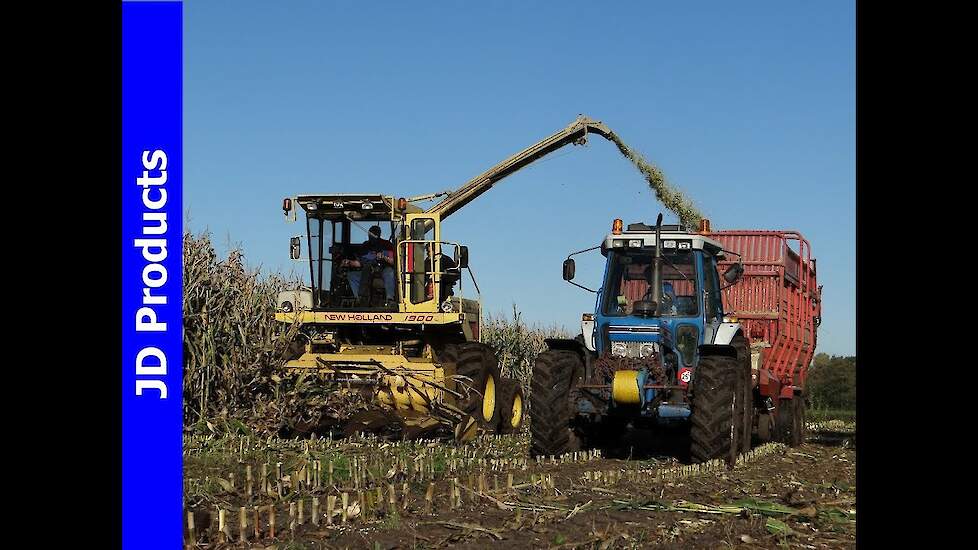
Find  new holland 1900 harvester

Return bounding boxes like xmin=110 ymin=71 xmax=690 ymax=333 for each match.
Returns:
xmin=273 ymin=115 xmax=632 ymax=439
xmin=533 ymin=216 xmax=820 ymax=463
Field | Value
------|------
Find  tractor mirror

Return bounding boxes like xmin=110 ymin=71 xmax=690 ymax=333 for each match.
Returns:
xmin=562 ymin=258 xmax=576 ymax=281
xmin=457 ymin=246 xmax=469 ymax=269
xmin=723 ymin=262 xmax=744 ymax=284
xmin=289 ymin=236 xmax=301 ymax=260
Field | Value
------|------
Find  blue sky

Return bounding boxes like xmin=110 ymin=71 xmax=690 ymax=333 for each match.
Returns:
xmin=184 ymin=1 xmax=855 ymax=355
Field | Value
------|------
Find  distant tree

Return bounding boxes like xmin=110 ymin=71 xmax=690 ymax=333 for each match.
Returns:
xmin=806 ymin=354 xmax=856 ymax=410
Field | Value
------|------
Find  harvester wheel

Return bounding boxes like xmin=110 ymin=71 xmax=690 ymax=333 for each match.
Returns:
xmin=497 ymin=378 xmax=525 ymax=434
xmin=443 ymin=343 xmax=501 ymax=431
xmin=733 ymin=336 xmax=753 ymax=454
xmin=529 ymin=350 xmax=582 ymax=457
xmin=689 ymin=354 xmax=740 ymax=465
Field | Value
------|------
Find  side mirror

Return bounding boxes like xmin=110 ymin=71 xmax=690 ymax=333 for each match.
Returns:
xmin=289 ymin=236 xmax=301 ymax=260
xmin=457 ymin=245 xmax=469 ymax=269
xmin=562 ymin=258 xmax=576 ymax=281
xmin=723 ymin=262 xmax=744 ymax=284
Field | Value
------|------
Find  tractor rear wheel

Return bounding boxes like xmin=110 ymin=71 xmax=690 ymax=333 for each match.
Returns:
xmin=689 ymin=354 xmax=740 ymax=465
xmin=441 ymin=342 xmax=501 ymax=431
xmin=733 ymin=336 xmax=753 ymax=454
xmin=497 ymin=378 xmax=525 ymax=434
xmin=529 ymin=350 xmax=582 ymax=457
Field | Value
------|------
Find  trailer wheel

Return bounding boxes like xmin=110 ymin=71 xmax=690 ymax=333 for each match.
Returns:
xmin=775 ymin=397 xmax=802 ymax=446
xmin=529 ymin=350 xmax=582 ymax=457
xmin=442 ymin=343 xmax=501 ymax=431
xmin=689 ymin=354 xmax=740 ymax=465
xmin=792 ymin=394 xmax=806 ymax=446
xmin=497 ymin=378 xmax=525 ymax=434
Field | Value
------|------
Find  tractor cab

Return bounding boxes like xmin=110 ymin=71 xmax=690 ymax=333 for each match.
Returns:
xmin=561 ymin=216 xmax=744 ymax=418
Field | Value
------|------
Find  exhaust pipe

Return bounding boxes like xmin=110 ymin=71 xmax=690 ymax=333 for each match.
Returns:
xmin=651 ymin=213 xmax=663 ymax=316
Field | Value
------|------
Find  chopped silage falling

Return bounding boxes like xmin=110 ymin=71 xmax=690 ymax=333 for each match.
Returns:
xmin=606 ymin=133 xmax=704 ymax=230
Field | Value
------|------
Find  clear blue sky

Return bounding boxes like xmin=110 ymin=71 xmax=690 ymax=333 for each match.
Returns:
xmin=184 ymin=1 xmax=855 ymax=356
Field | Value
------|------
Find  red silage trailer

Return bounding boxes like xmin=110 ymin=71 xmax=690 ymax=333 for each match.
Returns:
xmin=709 ymin=230 xmax=821 ymax=409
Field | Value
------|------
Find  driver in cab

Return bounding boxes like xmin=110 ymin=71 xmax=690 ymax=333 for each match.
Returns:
xmin=342 ymin=225 xmax=396 ymax=301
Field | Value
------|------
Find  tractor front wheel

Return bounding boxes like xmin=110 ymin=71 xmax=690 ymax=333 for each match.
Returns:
xmin=529 ymin=350 xmax=582 ymax=457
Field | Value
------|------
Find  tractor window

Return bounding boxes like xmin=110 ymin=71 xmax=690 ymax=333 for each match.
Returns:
xmin=602 ymin=250 xmax=699 ymax=317
xmin=407 ymin=218 xmax=436 ymax=304
xmin=306 ymin=217 xmax=333 ymax=307
xmin=702 ymin=254 xmax=722 ymax=322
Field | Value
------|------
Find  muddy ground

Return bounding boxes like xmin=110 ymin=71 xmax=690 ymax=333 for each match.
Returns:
xmin=185 ymin=425 xmax=855 ymax=549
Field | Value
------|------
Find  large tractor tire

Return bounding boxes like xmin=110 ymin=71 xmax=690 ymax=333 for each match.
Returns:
xmin=497 ymin=378 xmax=525 ymax=435
xmin=529 ymin=350 xmax=582 ymax=457
xmin=775 ymin=396 xmax=804 ymax=446
xmin=689 ymin=353 xmax=741 ymax=465
xmin=732 ymin=336 xmax=753 ymax=454
xmin=440 ymin=342 xmax=501 ymax=431
xmin=792 ymin=395 xmax=806 ymax=446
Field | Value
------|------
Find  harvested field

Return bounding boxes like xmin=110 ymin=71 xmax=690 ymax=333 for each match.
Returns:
xmin=183 ymin=422 xmax=855 ymax=549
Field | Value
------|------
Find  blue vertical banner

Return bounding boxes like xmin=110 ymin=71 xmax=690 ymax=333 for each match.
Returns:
xmin=122 ymin=1 xmax=183 ymax=548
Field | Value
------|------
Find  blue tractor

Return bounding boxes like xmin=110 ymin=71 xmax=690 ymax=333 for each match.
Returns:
xmin=530 ymin=214 xmax=751 ymax=464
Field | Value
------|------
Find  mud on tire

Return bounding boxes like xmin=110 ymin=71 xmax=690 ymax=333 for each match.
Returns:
xmin=529 ymin=350 xmax=582 ymax=457
xmin=689 ymin=353 xmax=740 ymax=465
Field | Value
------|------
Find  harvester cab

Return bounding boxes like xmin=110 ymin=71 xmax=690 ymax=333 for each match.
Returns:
xmin=533 ymin=214 xmax=756 ymax=465
xmin=277 ymin=194 xmax=474 ymax=317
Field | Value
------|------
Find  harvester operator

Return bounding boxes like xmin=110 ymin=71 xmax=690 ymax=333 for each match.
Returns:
xmin=342 ymin=225 xmax=396 ymax=302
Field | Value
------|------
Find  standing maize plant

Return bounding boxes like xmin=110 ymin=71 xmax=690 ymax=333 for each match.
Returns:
xmin=182 ymin=232 xmax=383 ymax=436
xmin=482 ymin=305 xmax=568 ymax=400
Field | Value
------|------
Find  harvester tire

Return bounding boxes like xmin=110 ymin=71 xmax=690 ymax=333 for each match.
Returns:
xmin=689 ymin=354 xmax=740 ymax=465
xmin=443 ymin=342 xmax=501 ymax=431
xmin=497 ymin=378 xmax=525 ymax=434
xmin=529 ymin=350 xmax=582 ymax=457
xmin=733 ymin=335 xmax=753 ymax=454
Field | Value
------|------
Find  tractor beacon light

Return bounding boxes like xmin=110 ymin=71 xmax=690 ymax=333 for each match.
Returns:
xmin=699 ymin=218 xmax=711 ymax=234
xmin=397 ymin=197 xmax=407 ymax=211
xmin=282 ymin=198 xmax=292 ymax=213
xmin=612 ymin=218 xmax=623 ymax=235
